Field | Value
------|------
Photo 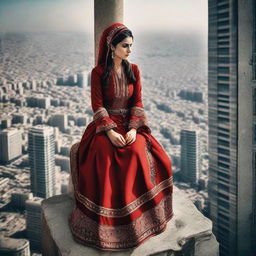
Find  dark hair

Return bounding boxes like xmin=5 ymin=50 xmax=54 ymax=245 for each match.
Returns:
xmin=102 ymin=29 xmax=136 ymax=88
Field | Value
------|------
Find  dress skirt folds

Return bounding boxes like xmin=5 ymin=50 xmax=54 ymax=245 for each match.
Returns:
xmin=68 ymin=63 xmax=174 ymax=251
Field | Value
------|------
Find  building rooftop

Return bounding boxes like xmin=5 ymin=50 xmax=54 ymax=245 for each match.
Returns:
xmin=0 ymin=235 xmax=29 ymax=252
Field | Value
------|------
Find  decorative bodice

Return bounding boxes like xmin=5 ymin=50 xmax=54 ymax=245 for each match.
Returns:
xmin=91 ymin=63 xmax=150 ymax=134
xmin=103 ymin=68 xmax=134 ymax=110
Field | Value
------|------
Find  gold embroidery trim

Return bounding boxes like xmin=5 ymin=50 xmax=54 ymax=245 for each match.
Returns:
xmin=145 ymin=137 xmax=157 ymax=185
xmin=129 ymin=106 xmax=149 ymax=129
xmin=93 ymin=107 xmax=109 ymax=121
xmin=106 ymin=25 xmax=127 ymax=45
xmin=93 ymin=107 xmax=118 ymax=133
xmin=69 ymin=193 xmax=173 ymax=250
xmin=70 ymin=142 xmax=173 ymax=218
xmin=112 ymin=68 xmax=129 ymax=109
xmin=130 ymin=106 xmax=146 ymax=117
xmin=75 ymin=177 xmax=173 ymax=218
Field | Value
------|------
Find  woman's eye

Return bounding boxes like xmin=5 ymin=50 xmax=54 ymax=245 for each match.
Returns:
xmin=123 ymin=44 xmax=132 ymax=48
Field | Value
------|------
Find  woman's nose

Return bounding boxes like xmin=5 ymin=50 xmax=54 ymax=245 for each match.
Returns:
xmin=127 ymin=47 xmax=131 ymax=53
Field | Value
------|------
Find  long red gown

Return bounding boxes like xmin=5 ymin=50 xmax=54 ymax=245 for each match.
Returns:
xmin=68 ymin=63 xmax=174 ymax=251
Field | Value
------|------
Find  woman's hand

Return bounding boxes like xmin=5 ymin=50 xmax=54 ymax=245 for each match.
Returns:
xmin=106 ymin=129 xmax=126 ymax=147
xmin=125 ymin=128 xmax=137 ymax=145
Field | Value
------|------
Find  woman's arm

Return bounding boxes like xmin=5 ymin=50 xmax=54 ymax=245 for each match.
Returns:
xmin=91 ymin=67 xmax=127 ymax=147
xmin=128 ymin=64 xmax=150 ymax=131
xmin=91 ymin=67 xmax=118 ymax=134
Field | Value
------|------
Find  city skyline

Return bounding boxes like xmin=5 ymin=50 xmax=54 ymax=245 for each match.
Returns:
xmin=0 ymin=0 xmax=208 ymax=36
xmin=0 ymin=28 xmax=209 ymax=254
xmin=0 ymin=1 xmax=210 ymax=255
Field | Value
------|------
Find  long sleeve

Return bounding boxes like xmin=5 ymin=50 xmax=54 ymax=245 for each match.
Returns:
xmin=128 ymin=65 xmax=150 ymax=131
xmin=91 ymin=68 xmax=118 ymax=134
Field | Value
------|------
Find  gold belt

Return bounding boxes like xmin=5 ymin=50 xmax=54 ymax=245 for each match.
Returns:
xmin=107 ymin=108 xmax=129 ymax=115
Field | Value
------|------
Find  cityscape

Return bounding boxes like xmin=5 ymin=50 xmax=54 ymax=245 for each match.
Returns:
xmin=0 ymin=0 xmax=256 ymax=255
xmin=0 ymin=30 xmax=208 ymax=255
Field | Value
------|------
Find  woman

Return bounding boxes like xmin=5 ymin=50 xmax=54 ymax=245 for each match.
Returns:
xmin=68 ymin=23 xmax=174 ymax=251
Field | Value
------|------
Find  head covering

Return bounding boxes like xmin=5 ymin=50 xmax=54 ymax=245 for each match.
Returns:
xmin=97 ymin=23 xmax=129 ymax=69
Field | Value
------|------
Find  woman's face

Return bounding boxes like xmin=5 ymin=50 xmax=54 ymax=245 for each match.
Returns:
xmin=111 ymin=36 xmax=133 ymax=61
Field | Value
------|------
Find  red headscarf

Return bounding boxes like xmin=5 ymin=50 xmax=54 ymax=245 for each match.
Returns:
xmin=97 ymin=23 xmax=129 ymax=69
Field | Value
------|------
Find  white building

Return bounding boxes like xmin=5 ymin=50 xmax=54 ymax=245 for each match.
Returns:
xmin=28 ymin=125 xmax=56 ymax=198
xmin=0 ymin=128 xmax=22 ymax=163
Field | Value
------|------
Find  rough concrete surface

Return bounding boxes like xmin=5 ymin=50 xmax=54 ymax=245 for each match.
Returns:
xmin=41 ymin=186 xmax=219 ymax=256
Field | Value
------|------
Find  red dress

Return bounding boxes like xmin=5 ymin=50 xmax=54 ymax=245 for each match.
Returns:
xmin=68 ymin=63 xmax=174 ymax=251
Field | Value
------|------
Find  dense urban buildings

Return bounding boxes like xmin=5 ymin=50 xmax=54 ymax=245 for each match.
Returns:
xmin=208 ymin=0 xmax=255 ymax=255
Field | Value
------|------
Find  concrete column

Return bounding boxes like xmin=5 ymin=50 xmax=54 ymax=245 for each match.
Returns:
xmin=94 ymin=0 xmax=124 ymax=65
xmin=41 ymin=142 xmax=219 ymax=256
xmin=41 ymin=190 xmax=219 ymax=256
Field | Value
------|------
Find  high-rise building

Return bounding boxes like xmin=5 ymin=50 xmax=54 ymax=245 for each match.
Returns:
xmin=77 ymin=71 xmax=88 ymax=88
xmin=25 ymin=197 xmax=43 ymax=252
xmin=11 ymin=191 xmax=33 ymax=211
xmin=28 ymin=125 xmax=56 ymax=198
xmin=0 ymin=128 xmax=22 ymax=163
xmin=180 ymin=129 xmax=201 ymax=185
xmin=208 ymin=1 xmax=255 ymax=255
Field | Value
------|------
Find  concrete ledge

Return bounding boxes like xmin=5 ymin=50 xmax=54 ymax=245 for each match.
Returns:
xmin=41 ymin=186 xmax=219 ymax=256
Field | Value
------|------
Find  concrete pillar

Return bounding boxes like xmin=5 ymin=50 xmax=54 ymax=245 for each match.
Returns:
xmin=94 ymin=0 xmax=124 ymax=65
xmin=42 ymin=143 xmax=219 ymax=255
xmin=41 ymin=190 xmax=219 ymax=256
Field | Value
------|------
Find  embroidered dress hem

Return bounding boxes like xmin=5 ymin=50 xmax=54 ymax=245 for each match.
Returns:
xmin=68 ymin=142 xmax=174 ymax=251
xmin=68 ymin=200 xmax=174 ymax=251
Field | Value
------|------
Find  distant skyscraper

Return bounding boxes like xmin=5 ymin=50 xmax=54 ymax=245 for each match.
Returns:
xmin=0 ymin=128 xmax=22 ymax=163
xmin=77 ymin=71 xmax=88 ymax=88
xmin=25 ymin=197 xmax=43 ymax=252
xmin=67 ymin=74 xmax=77 ymax=85
xmin=28 ymin=125 xmax=56 ymax=198
xmin=0 ymin=88 xmax=4 ymax=101
xmin=208 ymin=1 xmax=255 ymax=255
xmin=87 ymin=71 xmax=91 ymax=86
xmin=11 ymin=191 xmax=33 ymax=211
xmin=180 ymin=129 xmax=201 ymax=185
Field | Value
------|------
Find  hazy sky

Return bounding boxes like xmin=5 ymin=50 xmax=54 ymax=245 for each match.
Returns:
xmin=0 ymin=0 xmax=207 ymax=35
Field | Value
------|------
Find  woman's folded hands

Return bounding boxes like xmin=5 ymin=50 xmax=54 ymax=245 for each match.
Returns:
xmin=106 ymin=128 xmax=137 ymax=147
